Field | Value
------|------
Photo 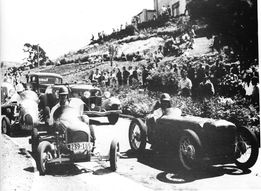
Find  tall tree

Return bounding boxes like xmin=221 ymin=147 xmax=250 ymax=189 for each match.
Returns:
xmin=187 ymin=0 xmax=258 ymax=68
xmin=23 ymin=43 xmax=53 ymax=67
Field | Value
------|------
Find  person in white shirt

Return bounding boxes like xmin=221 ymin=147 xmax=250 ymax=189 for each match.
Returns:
xmin=178 ymin=70 xmax=192 ymax=96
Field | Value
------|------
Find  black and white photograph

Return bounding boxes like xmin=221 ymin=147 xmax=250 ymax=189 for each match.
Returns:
xmin=0 ymin=0 xmax=260 ymax=190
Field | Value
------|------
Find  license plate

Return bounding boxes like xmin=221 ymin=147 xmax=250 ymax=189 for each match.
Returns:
xmin=67 ymin=142 xmax=90 ymax=152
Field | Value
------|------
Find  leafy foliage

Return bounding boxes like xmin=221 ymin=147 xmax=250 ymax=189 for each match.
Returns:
xmin=23 ymin=43 xmax=53 ymax=67
xmin=187 ymin=0 xmax=258 ymax=68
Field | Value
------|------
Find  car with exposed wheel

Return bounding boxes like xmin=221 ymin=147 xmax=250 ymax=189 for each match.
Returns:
xmin=1 ymin=84 xmax=39 ymax=136
xmin=128 ymin=107 xmax=259 ymax=171
xmin=29 ymin=97 xmax=120 ymax=175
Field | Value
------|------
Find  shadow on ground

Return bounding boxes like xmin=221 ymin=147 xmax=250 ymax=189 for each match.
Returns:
xmin=124 ymin=149 xmax=251 ymax=184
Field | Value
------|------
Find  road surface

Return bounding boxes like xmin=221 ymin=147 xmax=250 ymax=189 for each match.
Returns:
xmin=10 ymin=117 xmax=261 ymax=191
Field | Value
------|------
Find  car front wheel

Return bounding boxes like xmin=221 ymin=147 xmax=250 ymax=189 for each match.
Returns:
xmin=235 ymin=126 xmax=259 ymax=169
xmin=178 ymin=129 xmax=202 ymax=171
xmin=37 ymin=141 xmax=53 ymax=175
xmin=110 ymin=139 xmax=120 ymax=171
xmin=128 ymin=118 xmax=147 ymax=153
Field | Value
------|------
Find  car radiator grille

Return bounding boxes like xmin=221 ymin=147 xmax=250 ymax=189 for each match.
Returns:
xmin=67 ymin=130 xmax=89 ymax=143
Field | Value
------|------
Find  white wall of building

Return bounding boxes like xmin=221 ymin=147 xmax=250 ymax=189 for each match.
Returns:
xmin=156 ymin=0 xmax=187 ymax=16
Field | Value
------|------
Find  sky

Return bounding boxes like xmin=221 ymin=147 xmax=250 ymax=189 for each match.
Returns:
xmin=0 ymin=0 xmax=154 ymax=63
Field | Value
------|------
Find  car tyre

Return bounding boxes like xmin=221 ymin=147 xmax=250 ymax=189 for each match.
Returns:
xmin=128 ymin=118 xmax=147 ymax=153
xmin=2 ymin=117 xmax=13 ymax=136
xmin=235 ymin=126 xmax=259 ymax=169
xmin=31 ymin=128 xmax=39 ymax=154
xmin=110 ymin=139 xmax=120 ymax=171
xmin=2 ymin=117 xmax=10 ymax=135
xmin=108 ymin=113 xmax=119 ymax=125
xmin=178 ymin=129 xmax=202 ymax=171
xmin=37 ymin=141 xmax=53 ymax=175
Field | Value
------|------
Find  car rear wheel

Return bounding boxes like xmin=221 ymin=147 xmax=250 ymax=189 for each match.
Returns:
xmin=110 ymin=139 xmax=120 ymax=171
xmin=235 ymin=126 xmax=259 ymax=169
xmin=178 ymin=129 xmax=202 ymax=171
xmin=31 ymin=128 xmax=39 ymax=154
xmin=128 ymin=118 xmax=147 ymax=153
xmin=38 ymin=141 xmax=53 ymax=175
xmin=108 ymin=113 xmax=119 ymax=125
xmin=2 ymin=117 xmax=13 ymax=136
xmin=2 ymin=117 xmax=10 ymax=134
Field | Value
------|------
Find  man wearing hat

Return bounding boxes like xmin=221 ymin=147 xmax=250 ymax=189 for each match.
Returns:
xmin=146 ymin=93 xmax=181 ymax=150
xmin=49 ymin=86 xmax=70 ymax=126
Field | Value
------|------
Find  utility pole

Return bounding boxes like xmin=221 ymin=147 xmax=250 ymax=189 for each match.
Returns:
xmin=37 ymin=44 xmax=39 ymax=67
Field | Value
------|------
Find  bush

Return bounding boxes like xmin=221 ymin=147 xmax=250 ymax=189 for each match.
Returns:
xmin=104 ymin=87 xmax=259 ymax=137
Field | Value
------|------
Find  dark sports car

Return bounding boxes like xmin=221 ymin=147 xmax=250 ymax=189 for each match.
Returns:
xmin=128 ymin=108 xmax=259 ymax=170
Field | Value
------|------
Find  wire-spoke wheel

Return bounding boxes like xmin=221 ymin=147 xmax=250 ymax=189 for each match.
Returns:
xmin=178 ymin=130 xmax=202 ymax=170
xmin=38 ymin=141 xmax=53 ymax=175
xmin=235 ymin=127 xmax=259 ymax=169
xmin=128 ymin=118 xmax=147 ymax=153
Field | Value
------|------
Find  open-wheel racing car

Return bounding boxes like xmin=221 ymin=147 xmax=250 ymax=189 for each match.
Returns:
xmin=1 ymin=84 xmax=39 ymax=136
xmin=128 ymin=107 xmax=259 ymax=171
xmin=42 ymin=83 xmax=122 ymax=125
xmin=30 ymin=97 xmax=120 ymax=175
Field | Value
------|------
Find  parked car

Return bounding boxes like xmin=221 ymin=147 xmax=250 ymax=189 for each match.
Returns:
xmin=29 ymin=98 xmax=120 ymax=175
xmin=27 ymin=72 xmax=63 ymax=94
xmin=128 ymin=108 xmax=259 ymax=170
xmin=43 ymin=84 xmax=122 ymax=124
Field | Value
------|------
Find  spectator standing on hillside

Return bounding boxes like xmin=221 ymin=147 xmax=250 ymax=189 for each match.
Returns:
xmin=122 ymin=66 xmax=130 ymax=86
xmin=93 ymin=69 xmax=100 ymax=83
xmin=142 ymin=66 xmax=149 ymax=87
xmin=88 ymin=70 xmax=95 ymax=83
xmin=199 ymin=76 xmax=215 ymax=97
xmin=116 ymin=68 xmax=122 ymax=86
xmin=110 ymin=69 xmax=117 ymax=88
xmin=132 ymin=66 xmax=138 ymax=81
xmin=196 ymin=64 xmax=205 ymax=84
xmin=242 ymin=73 xmax=254 ymax=101
xmin=251 ymin=76 xmax=259 ymax=108
xmin=178 ymin=70 xmax=192 ymax=97
xmin=167 ymin=5 xmax=171 ymax=17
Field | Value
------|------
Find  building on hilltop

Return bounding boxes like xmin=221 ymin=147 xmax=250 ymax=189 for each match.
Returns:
xmin=154 ymin=0 xmax=189 ymax=17
xmin=134 ymin=9 xmax=157 ymax=24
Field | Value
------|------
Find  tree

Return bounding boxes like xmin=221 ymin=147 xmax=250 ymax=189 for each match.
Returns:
xmin=187 ymin=0 xmax=257 ymax=69
xmin=23 ymin=43 xmax=53 ymax=67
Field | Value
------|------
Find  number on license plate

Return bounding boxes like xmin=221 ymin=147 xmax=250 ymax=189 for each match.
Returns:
xmin=67 ymin=142 xmax=89 ymax=151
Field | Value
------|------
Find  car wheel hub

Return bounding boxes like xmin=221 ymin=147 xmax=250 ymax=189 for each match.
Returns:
xmin=181 ymin=139 xmax=195 ymax=160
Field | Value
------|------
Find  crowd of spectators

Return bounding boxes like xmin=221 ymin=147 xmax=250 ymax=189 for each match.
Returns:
xmin=85 ymin=51 xmax=259 ymax=111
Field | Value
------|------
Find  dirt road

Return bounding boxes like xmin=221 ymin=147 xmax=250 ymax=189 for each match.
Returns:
xmin=6 ymin=117 xmax=261 ymax=191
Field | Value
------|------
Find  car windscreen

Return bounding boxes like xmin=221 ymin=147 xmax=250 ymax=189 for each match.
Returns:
xmin=39 ymin=77 xmax=62 ymax=84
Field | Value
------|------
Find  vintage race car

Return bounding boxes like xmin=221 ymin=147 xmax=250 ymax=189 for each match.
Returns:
xmin=43 ymin=84 xmax=122 ymax=124
xmin=27 ymin=72 xmax=63 ymax=94
xmin=1 ymin=85 xmax=40 ymax=136
xmin=128 ymin=108 xmax=259 ymax=170
xmin=29 ymin=98 xmax=120 ymax=175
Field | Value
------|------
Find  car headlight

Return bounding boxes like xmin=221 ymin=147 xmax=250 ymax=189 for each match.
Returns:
xmin=104 ymin=91 xmax=111 ymax=99
xmin=83 ymin=91 xmax=91 ymax=98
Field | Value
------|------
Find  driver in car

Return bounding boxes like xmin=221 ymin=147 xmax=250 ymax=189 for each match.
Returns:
xmin=146 ymin=93 xmax=181 ymax=149
xmin=49 ymin=86 xmax=96 ymax=144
